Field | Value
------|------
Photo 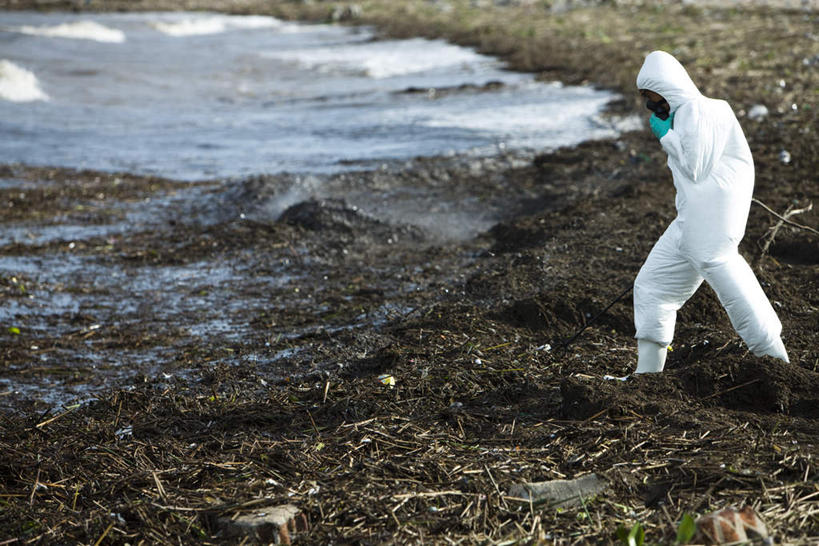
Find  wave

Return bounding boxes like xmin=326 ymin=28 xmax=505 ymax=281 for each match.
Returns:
xmin=11 ymin=21 xmax=126 ymax=43
xmin=263 ymin=38 xmax=497 ymax=79
xmin=0 ymin=60 xmax=49 ymax=102
xmin=149 ymin=14 xmax=287 ymax=37
xmin=421 ymin=90 xmax=643 ymax=145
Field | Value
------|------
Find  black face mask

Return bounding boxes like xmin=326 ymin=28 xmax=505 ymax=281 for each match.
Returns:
xmin=646 ymin=98 xmax=670 ymax=120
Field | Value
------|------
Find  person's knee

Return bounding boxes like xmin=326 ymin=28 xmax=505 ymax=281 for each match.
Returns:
xmin=684 ymin=248 xmax=736 ymax=274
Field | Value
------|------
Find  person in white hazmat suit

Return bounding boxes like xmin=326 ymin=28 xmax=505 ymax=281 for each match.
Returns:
xmin=632 ymin=50 xmax=789 ymax=374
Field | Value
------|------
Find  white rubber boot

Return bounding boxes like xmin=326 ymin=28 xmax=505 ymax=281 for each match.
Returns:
xmin=761 ymin=337 xmax=790 ymax=363
xmin=635 ymin=339 xmax=668 ymax=374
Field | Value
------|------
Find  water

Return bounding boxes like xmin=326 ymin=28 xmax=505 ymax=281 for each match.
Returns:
xmin=0 ymin=11 xmax=638 ymax=180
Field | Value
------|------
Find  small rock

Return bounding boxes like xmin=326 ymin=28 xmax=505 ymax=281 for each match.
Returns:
xmin=507 ymin=473 xmax=607 ymax=507
xmin=779 ymin=150 xmax=791 ymax=165
xmin=218 ymin=504 xmax=308 ymax=544
xmin=695 ymin=505 xmax=771 ymax=545
xmin=747 ymin=104 xmax=768 ymax=121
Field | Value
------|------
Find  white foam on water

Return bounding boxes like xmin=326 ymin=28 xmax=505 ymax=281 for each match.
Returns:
xmin=11 ymin=21 xmax=126 ymax=43
xmin=149 ymin=14 xmax=286 ymax=37
xmin=0 ymin=60 xmax=49 ymax=102
xmin=419 ymin=89 xmax=642 ymax=149
xmin=264 ymin=37 xmax=499 ymax=79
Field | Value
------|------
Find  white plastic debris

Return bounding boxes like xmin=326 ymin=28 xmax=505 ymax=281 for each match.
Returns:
xmin=747 ymin=104 xmax=769 ymax=121
xmin=115 ymin=426 xmax=133 ymax=439
xmin=603 ymin=374 xmax=629 ymax=382
xmin=507 ymin=474 xmax=608 ymax=507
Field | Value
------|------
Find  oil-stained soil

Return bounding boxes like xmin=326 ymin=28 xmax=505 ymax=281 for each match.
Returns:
xmin=0 ymin=1 xmax=817 ymax=544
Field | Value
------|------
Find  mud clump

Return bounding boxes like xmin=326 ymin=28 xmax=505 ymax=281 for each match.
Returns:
xmin=494 ymin=296 xmax=584 ymax=336
xmin=279 ymin=198 xmax=426 ymax=248
xmin=561 ymin=359 xmax=819 ymax=422
xmin=678 ymin=359 xmax=819 ymax=417
xmin=769 ymin=235 xmax=819 ymax=266
xmin=489 ymin=220 xmax=548 ymax=253
xmin=341 ymin=345 xmax=402 ymax=379
xmin=560 ymin=373 xmax=689 ymax=419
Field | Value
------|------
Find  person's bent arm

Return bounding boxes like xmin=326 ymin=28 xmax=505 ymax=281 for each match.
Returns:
xmin=658 ymin=102 xmax=725 ymax=183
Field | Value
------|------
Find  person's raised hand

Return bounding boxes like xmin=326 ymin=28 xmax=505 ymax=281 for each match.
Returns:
xmin=649 ymin=112 xmax=673 ymax=139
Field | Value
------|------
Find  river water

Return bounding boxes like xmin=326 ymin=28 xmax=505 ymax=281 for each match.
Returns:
xmin=0 ymin=11 xmax=638 ymax=180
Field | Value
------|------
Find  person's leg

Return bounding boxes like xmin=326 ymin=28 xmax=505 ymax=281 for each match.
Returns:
xmin=633 ymin=224 xmax=703 ymax=373
xmin=700 ymin=253 xmax=789 ymax=362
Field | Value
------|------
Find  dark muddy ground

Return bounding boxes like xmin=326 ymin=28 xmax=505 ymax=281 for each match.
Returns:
xmin=1 ymin=1 xmax=818 ymax=544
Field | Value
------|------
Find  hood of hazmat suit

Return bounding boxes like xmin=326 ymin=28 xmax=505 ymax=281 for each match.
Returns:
xmin=633 ymin=51 xmax=788 ymax=363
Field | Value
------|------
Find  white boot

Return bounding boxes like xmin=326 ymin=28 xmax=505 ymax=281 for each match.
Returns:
xmin=635 ymin=339 xmax=668 ymax=374
xmin=761 ymin=337 xmax=790 ymax=363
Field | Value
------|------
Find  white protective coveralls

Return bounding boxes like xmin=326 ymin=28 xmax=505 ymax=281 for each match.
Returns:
xmin=633 ymin=51 xmax=789 ymax=373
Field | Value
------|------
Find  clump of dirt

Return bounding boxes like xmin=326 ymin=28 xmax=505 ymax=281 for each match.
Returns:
xmin=676 ymin=358 xmax=819 ymax=416
xmin=769 ymin=234 xmax=819 ymax=266
xmin=560 ymin=373 xmax=691 ymax=419
xmin=279 ymin=198 xmax=426 ymax=247
xmin=488 ymin=221 xmax=549 ymax=253
xmin=560 ymin=357 xmax=819 ymax=422
xmin=493 ymin=294 xmax=596 ymax=338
